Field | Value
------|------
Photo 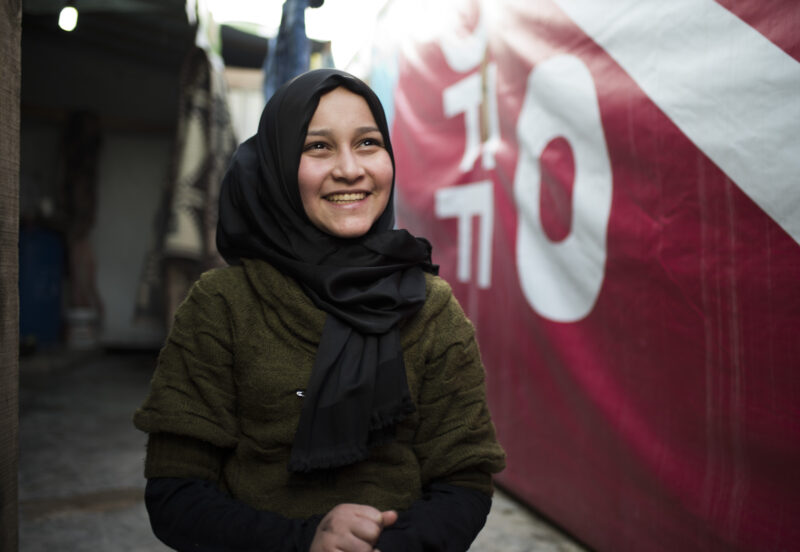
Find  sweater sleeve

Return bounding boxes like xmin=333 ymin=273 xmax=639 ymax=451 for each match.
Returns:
xmin=133 ymin=271 xmax=239 ymax=451
xmin=412 ymin=283 xmax=506 ymax=496
xmin=145 ymin=477 xmax=322 ymax=552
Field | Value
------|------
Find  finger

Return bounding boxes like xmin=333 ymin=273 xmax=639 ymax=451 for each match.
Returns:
xmin=312 ymin=522 xmax=373 ymax=552
xmin=320 ymin=504 xmax=386 ymax=546
xmin=380 ymin=510 xmax=398 ymax=528
xmin=349 ymin=517 xmax=383 ymax=544
xmin=337 ymin=532 xmax=376 ymax=552
xmin=354 ymin=505 xmax=384 ymax=525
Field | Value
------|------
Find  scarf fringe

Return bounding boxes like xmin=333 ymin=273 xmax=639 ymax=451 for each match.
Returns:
xmin=288 ymin=399 xmax=415 ymax=474
xmin=370 ymin=396 xmax=415 ymax=430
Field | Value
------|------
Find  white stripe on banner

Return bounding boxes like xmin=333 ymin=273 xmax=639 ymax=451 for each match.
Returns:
xmin=552 ymin=0 xmax=800 ymax=245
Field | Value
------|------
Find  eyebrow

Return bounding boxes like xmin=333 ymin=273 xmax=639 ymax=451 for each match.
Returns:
xmin=305 ymin=126 xmax=382 ymax=138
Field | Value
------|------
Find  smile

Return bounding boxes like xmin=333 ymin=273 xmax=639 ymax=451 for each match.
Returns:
xmin=325 ymin=192 xmax=368 ymax=203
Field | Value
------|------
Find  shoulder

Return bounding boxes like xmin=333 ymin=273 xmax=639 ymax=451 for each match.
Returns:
xmin=403 ymin=273 xmax=474 ymax=346
xmin=173 ymin=265 xmax=255 ymax=318
xmin=197 ymin=264 xmax=247 ymax=288
xmin=424 ymin=273 xmax=471 ymax=323
xmin=190 ymin=259 xmax=323 ymax=331
xmin=190 ymin=264 xmax=250 ymax=301
xmin=422 ymin=272 xmax=455 ymax=314
xmin=193 ymin=260 xmax=290 ymax=299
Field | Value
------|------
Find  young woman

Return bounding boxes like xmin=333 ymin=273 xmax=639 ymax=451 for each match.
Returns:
xmin=134 ymin=68 xmax=505 ymax=552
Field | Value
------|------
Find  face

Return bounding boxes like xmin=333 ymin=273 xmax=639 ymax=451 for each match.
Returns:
xmin=298 ymin=87 xmax=393 ymax=239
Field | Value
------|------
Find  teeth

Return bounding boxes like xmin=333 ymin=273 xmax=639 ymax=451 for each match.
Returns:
xmin=326 ymin=192 xmax=367 ymax=203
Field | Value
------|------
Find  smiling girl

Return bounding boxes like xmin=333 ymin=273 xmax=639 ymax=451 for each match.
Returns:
xmin=134 ymin=69 xmax=505 ymax=552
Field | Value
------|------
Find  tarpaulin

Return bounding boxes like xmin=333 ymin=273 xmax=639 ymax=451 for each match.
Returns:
xmin=372 ymin=0 xmax=800 ymax=550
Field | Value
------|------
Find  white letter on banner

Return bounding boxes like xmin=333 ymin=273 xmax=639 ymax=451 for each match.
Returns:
xmin=514 ymin=55 xmax=612 ymax=322
xmin=435 ymin=181 xmax=494 ymax=289
xmin=443 ymin=73 xmax=483 ymax=172
xmin=439 ymin=6 xmax=499 ymax=172
xmin=443 ymin=65 xmax=501 ymax=172
xmin=481 ymin=62 xmax=500 ymax=171
xmin=439 ymin=7 xmax=486 ymax=72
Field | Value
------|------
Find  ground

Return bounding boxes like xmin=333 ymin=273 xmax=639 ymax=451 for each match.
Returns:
xmin=18 ymin=349 xmax=588 ymax=551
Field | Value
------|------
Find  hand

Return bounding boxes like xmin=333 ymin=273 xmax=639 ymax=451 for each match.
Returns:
xmin=310 ymin=503 xmax=398 ymax=552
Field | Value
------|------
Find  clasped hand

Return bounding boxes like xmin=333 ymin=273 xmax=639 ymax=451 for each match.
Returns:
xmin=310 ymin=503 xmax=398 ymax=552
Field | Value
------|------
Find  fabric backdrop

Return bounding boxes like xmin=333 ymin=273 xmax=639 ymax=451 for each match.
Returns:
xmin=372 ymin=1 xmax=800 ymax=550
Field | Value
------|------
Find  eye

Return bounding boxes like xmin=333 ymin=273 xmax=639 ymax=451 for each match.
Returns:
xmin=360 ymin=136 xmax=384 ymax=148
xmin=303 ymin=141 xmax=328 ymax=152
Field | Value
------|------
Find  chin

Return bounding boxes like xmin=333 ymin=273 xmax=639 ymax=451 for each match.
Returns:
xmin=331 ymin=228 xmax=370 ymax=239
xmin=326 ymin=222 xmax=373 ymax=239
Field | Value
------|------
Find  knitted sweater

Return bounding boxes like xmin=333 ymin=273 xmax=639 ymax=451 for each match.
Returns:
xmin=134 ymin=258 xmax=505 ymax=519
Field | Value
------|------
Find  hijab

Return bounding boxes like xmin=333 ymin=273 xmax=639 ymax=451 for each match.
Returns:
xmin=216 ymin=69 xmax=438 ymax=473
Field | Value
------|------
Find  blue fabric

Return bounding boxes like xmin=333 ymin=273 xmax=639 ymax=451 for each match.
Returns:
xmin=19 ymin=227 xmax=63 ymax=346
xmin=263 ymin=0 xmax=311 ymax=102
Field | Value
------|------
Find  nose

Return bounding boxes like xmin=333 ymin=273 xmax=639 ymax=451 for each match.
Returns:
xmin=331 ymin=149 xmax=364 ymax=182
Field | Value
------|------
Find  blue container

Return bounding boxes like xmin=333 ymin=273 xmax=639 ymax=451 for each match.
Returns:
xmin=19 ymin=227 xmax=64 ymax=347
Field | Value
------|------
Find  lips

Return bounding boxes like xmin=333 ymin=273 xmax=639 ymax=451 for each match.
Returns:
xmin=325 ymin=192 xmax=368 ymax=203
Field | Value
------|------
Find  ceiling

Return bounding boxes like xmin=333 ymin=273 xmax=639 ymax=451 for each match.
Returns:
xmin=22 ymin=0 xmax=195 ymax=70
xmin=22 ymin=0 xmax=188 ymax=16
xmin=22 ymin=0 xmax=274 ymax=72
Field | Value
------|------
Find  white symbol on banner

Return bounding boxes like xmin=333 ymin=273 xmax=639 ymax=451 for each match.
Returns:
xmin=443 ymin=65 xmax=501 ymax=171
xmin=444 ymin=73 xmax=485 ymax=172
xmin=440 ymin=7 xmax=500 ymax=172
xmin=435 ymin=181 xmax=494 ymax=289
xmin=438 ymin=4 xmax=487 ymax=72
xmin=514 ymin=54 xmax=613 ymax=322
xmin=437 ymin=8 xmax=500 ymax=291
xmin=553 ymin=0 xmax=800 ymax=246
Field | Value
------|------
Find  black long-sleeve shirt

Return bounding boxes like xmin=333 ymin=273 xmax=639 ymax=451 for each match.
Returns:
xmin=145 ymin=477 xmax=491 ymax=552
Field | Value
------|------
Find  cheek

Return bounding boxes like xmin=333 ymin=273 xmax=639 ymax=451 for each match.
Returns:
xmin=373 ymin=154 xmax=394 ymax=195
xmin=297 ymin=159 xmax=322 ymax=211
xmin=374 ymin=170 xmax=393 ymax=221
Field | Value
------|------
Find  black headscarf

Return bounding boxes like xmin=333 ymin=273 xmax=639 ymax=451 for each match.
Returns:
xmin=216 ymin=69 xmax=438 ymax=473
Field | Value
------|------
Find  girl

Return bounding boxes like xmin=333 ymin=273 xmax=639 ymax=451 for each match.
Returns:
xmin=135 ymin=69 xmax=505 ymax=552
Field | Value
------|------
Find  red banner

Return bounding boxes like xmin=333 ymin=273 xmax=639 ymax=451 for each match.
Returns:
xmin=372 ymin=1 xmax=800 ymax=550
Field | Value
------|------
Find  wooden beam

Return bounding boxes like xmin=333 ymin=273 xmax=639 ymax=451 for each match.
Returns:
xmin=0 ymin=0 xmax=22 ymax=549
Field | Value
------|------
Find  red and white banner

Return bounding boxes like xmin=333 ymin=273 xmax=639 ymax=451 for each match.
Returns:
xmin=372 ymin=1 xmax=800 ymax=550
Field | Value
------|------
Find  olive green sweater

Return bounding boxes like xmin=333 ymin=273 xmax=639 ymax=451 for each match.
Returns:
xmin=134 ymin=258 xmax=505 ymax=519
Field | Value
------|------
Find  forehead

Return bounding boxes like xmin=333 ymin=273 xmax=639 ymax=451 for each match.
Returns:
xmin=307 ymin=87 xmax=377 ymax=128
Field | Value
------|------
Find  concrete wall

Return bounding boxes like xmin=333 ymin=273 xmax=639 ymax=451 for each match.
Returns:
xmin=21 ymin=16 xmax=182 ymax=349
xmin=93 ymin=131 xmax=170 ymax=347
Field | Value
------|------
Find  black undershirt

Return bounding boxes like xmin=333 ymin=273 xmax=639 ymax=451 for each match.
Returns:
xmin=145 ymin=477 xmax=491 ymax=552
